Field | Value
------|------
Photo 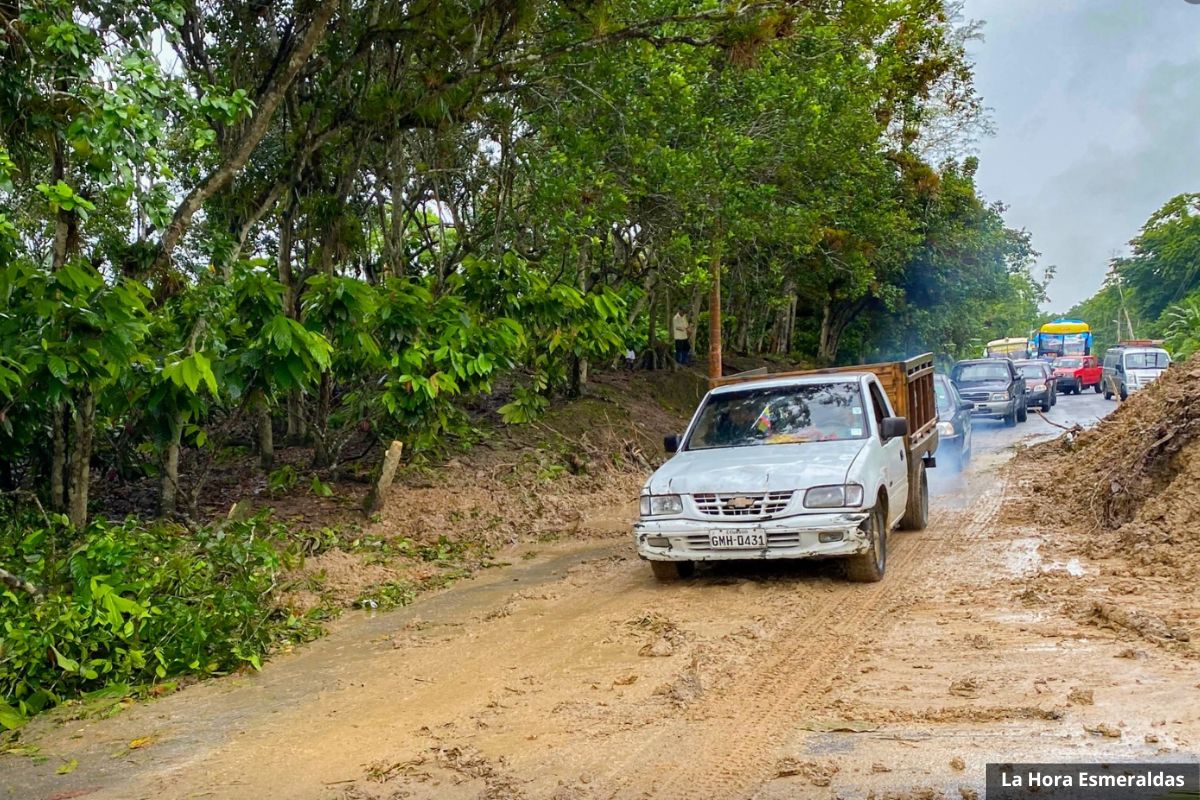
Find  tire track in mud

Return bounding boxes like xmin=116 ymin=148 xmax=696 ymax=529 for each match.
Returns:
xmin=601 ymin=480 xmax=1007 ymax=800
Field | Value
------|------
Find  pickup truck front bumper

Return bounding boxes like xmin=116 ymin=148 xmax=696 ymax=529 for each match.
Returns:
xmin=634 ymin=512 xmax=872 ymax=562
xmin=968 ymin=397 xmax=1016 ymax=420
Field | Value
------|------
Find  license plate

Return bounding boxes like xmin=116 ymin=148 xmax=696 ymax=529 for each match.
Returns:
xmin=708 ymin=531 xmax=767 ymax=549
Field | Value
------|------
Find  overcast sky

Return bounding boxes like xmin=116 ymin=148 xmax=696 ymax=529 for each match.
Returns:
xmin=962 ymin=0 xmax=1200 ymax=311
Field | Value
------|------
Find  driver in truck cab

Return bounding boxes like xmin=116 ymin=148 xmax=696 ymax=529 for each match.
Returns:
xmin=712 ymin=401 xmax=773 ymax=445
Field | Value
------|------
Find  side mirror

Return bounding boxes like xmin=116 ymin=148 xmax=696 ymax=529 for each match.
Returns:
xmin=664 ymin=434 xmax=681 ymax=454
xmin=880 ymin=416 xmax=908 ymax=441
xmin=961 ymin=401 xmax=975 ymax=411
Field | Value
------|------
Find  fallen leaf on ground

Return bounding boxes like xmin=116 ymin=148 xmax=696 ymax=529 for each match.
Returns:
xmin=56 ymin=758 xmax=78 ymax=775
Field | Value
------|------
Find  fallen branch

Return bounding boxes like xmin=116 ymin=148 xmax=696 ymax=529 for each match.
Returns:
xmin=1031 ymin=410 xmax=1083 ymax=433
xmin=0 ymin=565 xmax=41 ymax=598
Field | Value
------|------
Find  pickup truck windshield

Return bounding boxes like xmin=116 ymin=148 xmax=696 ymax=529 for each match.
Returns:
xmin=686 ymin=382 xmax=868 ymax=450
xmin=1125 ymin=351 xmax=1171 ymax=369
xmin=952 ymin=363 xmax=1010 ymax=382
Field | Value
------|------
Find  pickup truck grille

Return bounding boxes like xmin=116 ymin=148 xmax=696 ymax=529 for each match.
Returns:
xmin=958 ymin=390 xmax=991 ymax=402
xmin=683 ymin=531 xmax=801 ymax=550
xmin=691 ymin=491 xmax=793 ymax=518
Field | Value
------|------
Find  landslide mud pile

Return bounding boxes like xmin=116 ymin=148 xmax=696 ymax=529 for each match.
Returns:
xmin=1021 ymin=354 xmax=1200 ymax=580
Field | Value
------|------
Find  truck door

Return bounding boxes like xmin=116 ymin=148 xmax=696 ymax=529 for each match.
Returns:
xmin=867 ymin=380 xmax=907 ymax=525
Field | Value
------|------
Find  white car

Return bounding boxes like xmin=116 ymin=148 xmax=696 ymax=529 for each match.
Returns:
xmin=634 ymin=370 xmax=933 ymax=583
xmin=1102 ymin=345 xmax=1172 ymax=401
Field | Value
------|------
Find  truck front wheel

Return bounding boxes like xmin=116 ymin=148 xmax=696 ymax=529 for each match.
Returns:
xmin=1004 ymin=408 xmax=1017 ymax=427
xmin=1016 ymin=403 xmax=1028 ymax=423
xmin=846 ymin=502 xmax=887 ymax=582
xmin=649 ymin=560 xmax=694 ymax=581
xmin=900 ymin=462 xmax=929 ymax=531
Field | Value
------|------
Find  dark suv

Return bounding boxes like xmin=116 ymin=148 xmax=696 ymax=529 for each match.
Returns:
xmin=950 ymin=358 xmax=1027 ymax=427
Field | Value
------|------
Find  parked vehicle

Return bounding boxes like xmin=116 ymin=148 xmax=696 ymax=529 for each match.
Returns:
xmin=1015 ymin=360 xmax=1057 ymax=411
xmin=1053 ymin=354 xmax=1103 ymax=394
xmin=1102 ymin=342 xmax=1173 ymax=401
xmin=950 ymin=358 xmax=1027 ymax=427
xmin=984 ymin=337 xmax=1029 ymax=359
xmin=634 ymin=355 xmax=939 ymax=583
xmin=1034 ymin=319 xmax=1092 ymax=358
xmin=934 ymin=374 xmax=973 ymax=469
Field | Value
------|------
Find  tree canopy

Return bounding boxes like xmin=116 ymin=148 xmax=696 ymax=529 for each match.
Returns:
xmin=0 ymin=0 xmax=1044 ymax=525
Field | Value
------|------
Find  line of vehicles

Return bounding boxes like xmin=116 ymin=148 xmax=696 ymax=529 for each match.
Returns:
xmin=631 ymin=319 xmax=1174 ymax=584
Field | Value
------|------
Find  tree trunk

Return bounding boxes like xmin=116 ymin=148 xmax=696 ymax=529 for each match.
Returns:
xmin=253 ymin=390 xmax=274 ymax=471
xmin=818 ymin=297 xmax=866 ymax=365
xmin=151 ymin=0 xmax=340 ymax=275
xmin=646 ymin=283 xmax=659 ymax=369
xmin=286 ymin=392 xmax=307 ymax=443
xmin=160 ymin=411 xmax=184 ymax=517
xmin=275 ymin=202 xmax=308 ymax=444
xmin=818 ymin=301 xmax=837 ymax=365
xmin=67 ymin=392 xmax=95 ymax=529
xmin=663 ymin=285 xmax=677 ymax=371
xmin=688 ymin=284 xmax=702 ymax=351
xmin=708 ymin=238 xmax=723 ymax=382
xmin=50 ymin=401 xmax=68 ymax=511
xmin=311 ymin=371 xmax=334 ymax=469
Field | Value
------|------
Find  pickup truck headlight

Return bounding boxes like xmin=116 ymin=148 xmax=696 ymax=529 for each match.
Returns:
xmin=804 ymin=484 xmax=865 ymax=509
xmin=989 ymin=392 xmax=1010 ymax=401
xmin=938 ymin=421 xmax=955 ymax=437
xmin=640 ymin=494 xmax=683 ymax=516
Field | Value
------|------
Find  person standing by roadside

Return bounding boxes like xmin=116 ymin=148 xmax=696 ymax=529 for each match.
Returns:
xmin=672 ymin=308 xmax=691 ymax=365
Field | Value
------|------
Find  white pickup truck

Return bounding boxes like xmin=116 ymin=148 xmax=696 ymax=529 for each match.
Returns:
xmin=634 ymin=355 xmax=939 ymax=582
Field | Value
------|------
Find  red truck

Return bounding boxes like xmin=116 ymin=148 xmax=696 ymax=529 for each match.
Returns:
xmin=1053 ymin=355 xmax=1103 ymax=394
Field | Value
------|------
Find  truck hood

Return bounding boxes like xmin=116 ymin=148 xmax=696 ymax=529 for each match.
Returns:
xmin=645 ymin=440 xmax=865 ymax=495
xmin=953 ymin=380 xmax=1010 ymax=393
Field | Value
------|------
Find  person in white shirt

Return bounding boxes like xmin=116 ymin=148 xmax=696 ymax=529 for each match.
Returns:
xmin=672 ymin=309 xmax=691 ymax=365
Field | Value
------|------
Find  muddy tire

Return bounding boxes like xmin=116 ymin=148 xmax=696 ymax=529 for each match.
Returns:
xmin=846 ymin=502 xmax=887 ymax=582
xmin=649 ymin=560 xmax=694 ymax=581
xmin=1119 ymin=385 xmax=1128 ymax=402
xmin=899 ymin=461 xmax=929 ymax=531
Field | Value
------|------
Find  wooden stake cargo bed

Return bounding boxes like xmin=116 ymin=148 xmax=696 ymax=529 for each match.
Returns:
xmin=710 ymin=354 xmax=940 ymax=461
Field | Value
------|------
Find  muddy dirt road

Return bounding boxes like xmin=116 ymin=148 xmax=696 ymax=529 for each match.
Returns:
xmin=5 ymin=390 xmax=1198 ymax=800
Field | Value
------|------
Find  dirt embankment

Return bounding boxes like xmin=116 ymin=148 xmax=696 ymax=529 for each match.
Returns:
xmin=279 ymin=369 xmax=706 ymax=613
xmin=1008 ymin=355 xmax=1200 ymax=651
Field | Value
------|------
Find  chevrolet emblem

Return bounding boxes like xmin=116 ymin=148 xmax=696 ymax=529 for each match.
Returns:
xmin=727 ymin=496 xmax=755 ymax=510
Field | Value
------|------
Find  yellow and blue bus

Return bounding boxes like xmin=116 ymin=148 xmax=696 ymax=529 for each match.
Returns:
xmin=1034 ymin=319 xmax=1092 ymax=358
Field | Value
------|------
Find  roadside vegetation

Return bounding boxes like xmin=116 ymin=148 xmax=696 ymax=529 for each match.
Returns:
xmin=1 ymin=0 xmax=1046 ymax=728
xmin=1063 ymin=193 xmax=1200 ymax=358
